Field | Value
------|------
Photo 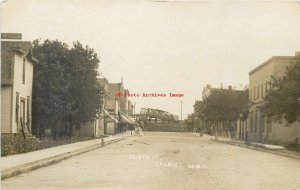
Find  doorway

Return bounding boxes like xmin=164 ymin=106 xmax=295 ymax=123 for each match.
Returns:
xmin=20 ymin=99 xmax=26 ymax=133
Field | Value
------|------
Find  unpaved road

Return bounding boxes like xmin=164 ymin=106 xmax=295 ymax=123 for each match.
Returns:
xmin=2 ymin=132 xmax=300 ymax=190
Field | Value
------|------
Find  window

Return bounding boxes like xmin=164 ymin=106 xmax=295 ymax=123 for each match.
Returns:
xmin=254 ymin=88 xmax=256 ymax=100
xmin=257 ymin=86 xmax=260 ymax=99
xmin=261 ymin=84 xmax=264 ymax=98
xmin=16 ymin=92 xmax=19 ymax=122
xmin=22 ymin=58 xmax=26 ymax=84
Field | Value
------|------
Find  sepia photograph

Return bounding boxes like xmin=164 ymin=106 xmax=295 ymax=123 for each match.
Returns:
xmin=1 ymin=0 xmax=300 ymax=189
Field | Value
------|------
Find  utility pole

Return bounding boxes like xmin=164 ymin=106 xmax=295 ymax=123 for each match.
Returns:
xmin=180 ymin=100 xmax=183 ymax=120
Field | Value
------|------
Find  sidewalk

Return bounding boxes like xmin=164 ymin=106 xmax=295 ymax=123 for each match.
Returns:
xmin=1 ymin=132 xmax=131 ymax=180
xmin=215 ymin=136 xmax=300 ymax=161
xmin=189 ymin=132 xmax=300 ymax=160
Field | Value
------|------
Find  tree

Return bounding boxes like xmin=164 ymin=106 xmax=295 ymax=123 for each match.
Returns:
xmin=32 ymin=40 xmax=72 ymax=138
xmin=67 ymin=41 xmax=102 ymax=130
xmin=194 ymin=89 xmax=248 ymax=133
xmin=262 ymin=59 xmax=300 ymax=124
xmin=32 ymin=39 xmax=102 ymax=139
xmin=202 ymin=90 xmax=248 ymax=122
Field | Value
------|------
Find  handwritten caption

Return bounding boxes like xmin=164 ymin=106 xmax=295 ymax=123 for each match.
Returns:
xmin=128 ymin=154 xmax=207 ymax=170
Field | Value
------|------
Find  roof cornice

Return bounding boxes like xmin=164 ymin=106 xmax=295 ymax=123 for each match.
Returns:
xmin=249 ymin=56 xmax=295 ymax=75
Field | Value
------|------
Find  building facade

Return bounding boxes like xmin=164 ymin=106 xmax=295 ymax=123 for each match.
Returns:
xmin=246 ymin=53 xmax=300 ymax=145
xmin=92 ymin=78 xmax=109 ymax=137
xmin=1 ymin=41 xmax=37 ymax=134
xmin=96 ymin=78 xmax=119 ymax=135
xmin=105 ymin=98 xmax=119 ymax=135
xmin=202 ymin=84 xmax=216 ymax=100
xmin=108 ymin=82 xmax=129 ymax=114
xmin=89 ymin=80 xmax=136 ymax=135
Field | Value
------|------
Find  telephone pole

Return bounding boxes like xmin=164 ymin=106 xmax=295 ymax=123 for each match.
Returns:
xmin=180 ymin=100 xmax=183 ymax=120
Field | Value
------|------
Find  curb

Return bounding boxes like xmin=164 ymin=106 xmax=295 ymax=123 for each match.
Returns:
xmin=1 ymin=137 xmax=127 ymax=180
xmin=213 ymin=139 xmax=300 ymax=161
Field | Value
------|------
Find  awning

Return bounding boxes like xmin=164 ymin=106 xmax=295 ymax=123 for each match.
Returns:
xmin=103 ymin=109 xmax=118 ymax=123
xmin=120 ymin=113 xmax=136 ymax=125
xmin=127 ymin=116 xmax=137 ymax=124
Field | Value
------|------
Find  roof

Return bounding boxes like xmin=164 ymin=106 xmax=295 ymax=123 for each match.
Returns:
xmin=1 ymin=41 xmax=38 ymax=85
xmin=249 ymin=56 xmax=295 ymax=75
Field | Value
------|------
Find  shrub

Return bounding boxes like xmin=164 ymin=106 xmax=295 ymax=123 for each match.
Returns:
xmin=1 ymin=134 xmax=102 ymax=157
xmin=1 ymin=134 xmax=40 ymax=156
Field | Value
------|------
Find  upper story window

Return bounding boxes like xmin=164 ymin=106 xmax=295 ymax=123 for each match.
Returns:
xmin=22 ymin=58 xmax=26 ymax=84
xmin=254 ymin=86 xmax=259 ymax=100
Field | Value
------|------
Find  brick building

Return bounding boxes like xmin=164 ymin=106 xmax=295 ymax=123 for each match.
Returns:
xmin=242 ymin=52 xmax=300 ymax=145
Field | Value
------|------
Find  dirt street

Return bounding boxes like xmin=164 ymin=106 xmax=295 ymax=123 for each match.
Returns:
xmin=2 ymin=132 xmax=300 ymax=190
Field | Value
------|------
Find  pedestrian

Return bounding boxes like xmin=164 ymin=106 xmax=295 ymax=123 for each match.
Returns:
xmin=101 ymin=138 xmax=105 ymax=147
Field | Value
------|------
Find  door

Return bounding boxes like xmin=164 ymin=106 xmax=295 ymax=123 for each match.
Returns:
xmin=20 ymin=99 xmax=26 ymax=133
xmin=261 ymin=115 xmax=265 ymax=142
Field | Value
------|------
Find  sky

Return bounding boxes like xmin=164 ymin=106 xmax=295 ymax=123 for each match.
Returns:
xmin=1 ymin=0 xmax=300 ymax=119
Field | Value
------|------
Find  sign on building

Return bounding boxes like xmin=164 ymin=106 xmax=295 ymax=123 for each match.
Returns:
xmin=1 ymin=33 xmax=22 ymax=40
